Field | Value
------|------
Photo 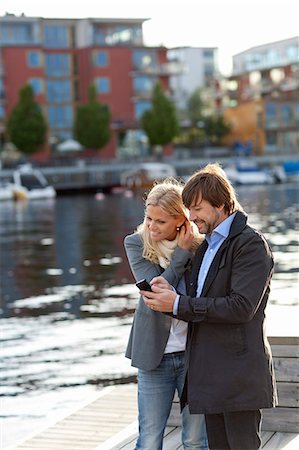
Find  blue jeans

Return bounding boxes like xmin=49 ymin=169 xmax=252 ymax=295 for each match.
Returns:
xmin=135 ymin=351 xmax=208 ymax=450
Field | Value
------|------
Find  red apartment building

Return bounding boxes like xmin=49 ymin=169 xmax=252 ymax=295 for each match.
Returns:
xmin=0 ymin=13 xmax=175 ymax=161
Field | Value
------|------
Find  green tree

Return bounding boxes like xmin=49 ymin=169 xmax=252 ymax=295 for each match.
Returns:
xmin=186 ymin=87 xmax=204 ymax=127
xmin=204 ymin=115 xmax=231 ymax=145
xmin=141 ymin=82 xmax=179 ymax=150
xmin=7 ymin=85 xmax=47 ymax=155
xmin=74 ymin=85 xmax=111 ymax=150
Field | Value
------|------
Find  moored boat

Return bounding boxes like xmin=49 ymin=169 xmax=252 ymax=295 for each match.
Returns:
xmin=12 ymin=164 xmax=56 ymax=199
xmin=120 ymin=162 xmax=176 ymax=189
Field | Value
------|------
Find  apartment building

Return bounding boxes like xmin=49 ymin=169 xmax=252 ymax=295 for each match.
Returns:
xmin=0 ymin=13 xmax=176 ymax=160
xmin=167 ymin=46 xmax=219 ymax=117
xmin=223 ymin=36 xmax=299 ymax=154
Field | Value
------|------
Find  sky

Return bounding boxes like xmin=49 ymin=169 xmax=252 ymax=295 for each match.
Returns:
xmin=1 ymin=0 xmax=298 ymax=75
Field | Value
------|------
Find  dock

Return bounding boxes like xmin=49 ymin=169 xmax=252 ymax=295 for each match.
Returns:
xmin=1 ymin=153 xmax=298 ymax=194
xmin=8 ymin=336 xmax=299 ymax=450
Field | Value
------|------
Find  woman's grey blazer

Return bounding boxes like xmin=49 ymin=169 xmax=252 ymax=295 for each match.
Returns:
xmin=124 ymin=232 xmax=192 ymax=371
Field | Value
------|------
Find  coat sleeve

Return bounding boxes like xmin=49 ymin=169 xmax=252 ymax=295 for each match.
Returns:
xmin=124 ymin=233 xmax=192 ymax=288
xmin=177 ymin=231 xmax=274 ymax=323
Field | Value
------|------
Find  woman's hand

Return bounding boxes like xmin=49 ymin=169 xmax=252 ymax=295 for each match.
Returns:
xmin=177 ymin=220 xmax=195 ymax=250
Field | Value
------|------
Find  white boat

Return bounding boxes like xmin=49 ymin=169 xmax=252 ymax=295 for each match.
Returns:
xmin=120 ymin=162 xmax=177 ymax=189
xmin=12 ymin=164 xmax=56 ymax=199
xmin=224 ymin=160 xmax=275 ymax=185
xmin=0 ymin=182 xmax=27 ymax=201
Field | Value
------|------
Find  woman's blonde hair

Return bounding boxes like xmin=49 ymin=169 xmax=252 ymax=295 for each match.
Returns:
xmin=137 ymin=177 xmax=202 ymax=264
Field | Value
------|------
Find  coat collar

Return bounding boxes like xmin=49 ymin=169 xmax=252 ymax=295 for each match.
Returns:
xmin=190 ymin=211 xmax=248 ymax=296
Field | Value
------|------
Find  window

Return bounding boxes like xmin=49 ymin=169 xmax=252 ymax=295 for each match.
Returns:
xmin=44 ymin=25 xmax=69 ymax=48
xmin=95 ymin=77 xmax=110 ymax=93
xmin=270 ymin=68 xmax=284 ymax=84
xmin=265 ymin=103 xmax=277 ymax=128
xmin=29 ymin=78 xmax=43 ymax=95
xmin=280 ymin=104 xmax=293 ymax=126
xmin=287 ymin=45 xmax=298 ymax=62
xmin=27 ymin=51 xmax=42 ymax=67
xmin=92 ymin=24 xmax=142 ymax=46
xmin=249 ymin=71 xmax=261 ymax=86
xmin=93 ymin=51 xmax=109 ymax=67
xmin=45 ymin=54 xmax=70 ymax=77
xmin=48 ymin=105 xmax=73 ymax=128
xmin=133 ymin=76 xmax=155 ymax=95
xmin=0 ymin=23 xmax=35 ymax=45
xmin=46 ymin=80 xmax=72 ymax=102
xmin=132 ymin=50 xmax=157 ymax=71
xmin=134 ymin=101 xmax=151 ymax=120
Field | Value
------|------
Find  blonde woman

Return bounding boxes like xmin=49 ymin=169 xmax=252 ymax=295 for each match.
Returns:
xmin=124 ymin=178 xmax=208 ymax=450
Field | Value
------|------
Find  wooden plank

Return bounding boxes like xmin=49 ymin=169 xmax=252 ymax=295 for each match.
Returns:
xmin=261 ymin=431 xmax=276 ymax=447
xmin=262 ymin=432 xmax=299 ymax=449
xmin=273 ymin=358 xmax=299 ymax=382
xmin=276 ymin=382 xmax=299 ymax=407
xmin=262 ymin=408 xmax=299 ymax=433
xmin=271 ymin=345 xmax=299 ymax=358
xmin=13 ymin=385 xmax=138 ymax=450
xmin=268 ymin=337 xmax=299 ymax=346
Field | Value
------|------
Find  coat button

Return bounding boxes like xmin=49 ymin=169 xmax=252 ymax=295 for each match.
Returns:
xmin=190 ymin=282 xmax=193 ymax=286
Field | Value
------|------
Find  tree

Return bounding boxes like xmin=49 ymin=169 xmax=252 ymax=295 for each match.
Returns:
xmin=204 ymin=115 xmax=231 ymax=145
xmin=74 ymin=85 xmax=111 ymax=150
xmin=141 ymin=82 xmax=179 ymax=151
xmin=7 ymin=85 xmax=47 ymax=155
xmin=186 ymin=87 xmax=204 ymax=127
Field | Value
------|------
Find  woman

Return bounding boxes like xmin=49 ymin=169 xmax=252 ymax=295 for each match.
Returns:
xmin=124 ymin=178 xmax=208 ymax=450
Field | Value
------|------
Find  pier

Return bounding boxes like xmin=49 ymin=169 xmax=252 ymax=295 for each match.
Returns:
xmin=1 ymin=153 xmax=298 ymax=194
xmin=8 ymin=336 xmax=299 ymax=450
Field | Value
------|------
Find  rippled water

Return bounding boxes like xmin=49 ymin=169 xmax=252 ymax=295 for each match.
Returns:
xmin=1 ymin=183 xmax=298 ymax=448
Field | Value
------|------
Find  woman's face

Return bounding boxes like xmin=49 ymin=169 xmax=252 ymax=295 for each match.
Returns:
xmin=145 ymin=205 xmax=184 ymax=241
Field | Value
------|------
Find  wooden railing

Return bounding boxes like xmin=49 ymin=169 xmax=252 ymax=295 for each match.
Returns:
xmin=168 ymin=336 xmax=299 ymax=433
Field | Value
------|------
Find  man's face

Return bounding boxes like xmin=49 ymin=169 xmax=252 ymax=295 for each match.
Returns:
xmin=189 ymin=196 xmax=227 ymax=235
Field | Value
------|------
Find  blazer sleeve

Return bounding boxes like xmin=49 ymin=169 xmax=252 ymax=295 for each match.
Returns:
xmin=124 ymin=233 xmax=192 ymax=288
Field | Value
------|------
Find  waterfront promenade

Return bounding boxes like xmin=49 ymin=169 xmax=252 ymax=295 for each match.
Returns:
xmin=1 ymin=153 xmax=298 ymax=194
xmin=9 ymin=336 xmax=299 ymax=450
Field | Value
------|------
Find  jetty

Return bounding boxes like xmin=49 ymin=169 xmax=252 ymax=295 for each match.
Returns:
xmin=1 ymin=153 xmax=298 ymax=194
xmin=8 ymin=336 xmax=299 ymax=450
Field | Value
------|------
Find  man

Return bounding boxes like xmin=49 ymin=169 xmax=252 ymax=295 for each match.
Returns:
xmin=141 ymin=163 xmax=277 ymax=450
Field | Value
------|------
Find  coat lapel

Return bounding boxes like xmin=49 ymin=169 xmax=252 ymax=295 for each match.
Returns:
xmin=187 ymin=241 xmax=208 ymax=296
xmin=201 ymin=241 xmax=228 ymax=295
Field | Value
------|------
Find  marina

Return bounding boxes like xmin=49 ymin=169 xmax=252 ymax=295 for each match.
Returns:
xmin=1 ymin=181 xmax=298 ymax=449
xmin=0 ymin=154 xmax=298 ymax=194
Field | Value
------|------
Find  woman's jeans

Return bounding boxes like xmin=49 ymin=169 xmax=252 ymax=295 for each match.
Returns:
xmin=135 ymin=351 xmax=208 ymax=450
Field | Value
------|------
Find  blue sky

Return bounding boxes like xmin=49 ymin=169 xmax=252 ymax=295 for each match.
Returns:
xmin=1 ymin=0 xmax=298 ymax=75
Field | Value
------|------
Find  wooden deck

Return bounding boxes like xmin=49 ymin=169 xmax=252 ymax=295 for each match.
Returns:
xmin=9 ymin=336 xmax=299 ymax=450
xmin=10 ymin=385 xmax=138 ymax=450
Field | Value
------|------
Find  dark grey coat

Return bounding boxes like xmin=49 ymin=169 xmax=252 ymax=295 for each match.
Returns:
xmin=178 ymin=211 xmax=278 ymax=414
xmin=124 ymin=232 xmax=192 ymax=370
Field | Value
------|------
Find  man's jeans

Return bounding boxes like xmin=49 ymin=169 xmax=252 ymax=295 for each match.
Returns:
xmin=135 ymin=351 xmax=208 ymax=450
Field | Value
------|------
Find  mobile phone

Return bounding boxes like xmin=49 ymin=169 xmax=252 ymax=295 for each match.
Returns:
xmin=135 ymin=278 xmax=152 ymax=292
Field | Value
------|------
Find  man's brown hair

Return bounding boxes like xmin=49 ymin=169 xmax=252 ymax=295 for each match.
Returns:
xmin=182 ymin=163 xmax=242 ymax=215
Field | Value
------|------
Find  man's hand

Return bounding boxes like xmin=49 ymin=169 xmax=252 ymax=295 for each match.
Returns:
xmin=141 ymin=277 xmax=176 ymax=312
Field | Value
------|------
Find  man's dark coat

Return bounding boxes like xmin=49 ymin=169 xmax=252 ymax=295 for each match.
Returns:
xmin=178 ymin=211 xmax=278 ymax=414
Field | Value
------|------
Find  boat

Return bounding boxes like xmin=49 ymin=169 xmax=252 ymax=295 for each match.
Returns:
xmin=11 ymin=164 xmax=56 ymax=199
xmin=282 ymin=160 xmax=299 ymax=182
xmin=120 ymin=162 xmax=177 ymax=189
xmin=224 ymin=160 xmax=275 ymax=185
xmin=0 ymin=182 xmax=27 ymax=201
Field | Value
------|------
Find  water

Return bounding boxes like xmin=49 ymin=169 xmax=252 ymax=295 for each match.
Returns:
xmin=1 ymin=183 xmax=298 ymax=448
